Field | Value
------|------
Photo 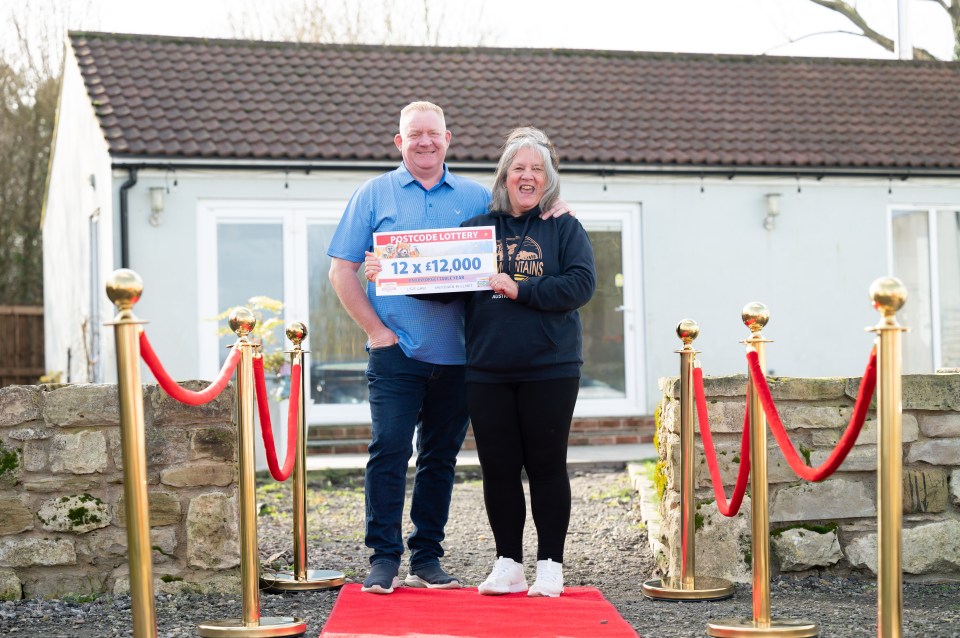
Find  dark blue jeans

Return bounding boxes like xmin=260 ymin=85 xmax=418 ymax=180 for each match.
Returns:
xmin=364 ymin=344 xmax=468 ymax=569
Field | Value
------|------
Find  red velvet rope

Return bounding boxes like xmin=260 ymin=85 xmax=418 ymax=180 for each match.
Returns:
xmin=693 ymin=367 xmax=751 ymax=517
xmin=746 ymin=347 xmax=878 ymax=482
xmin=140 ymin=331 xmax=240 ymax=405
xmin=252 ymin=355 xmax=300 ymax=482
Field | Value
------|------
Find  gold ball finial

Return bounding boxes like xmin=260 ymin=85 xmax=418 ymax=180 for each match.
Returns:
xmin=105 ymin=269 xmax=143 ymax=311
xmin=676 ymin=319 xmax=700 ymax=345
xmin=286 ymin=321 xmax=307 ymax=346
xmin=870 ymin=277 xmax=907 ymax=318
xmin=742 ymin=302 xmax=770 ymax=334
xmin=228 ymin=307 xmax=257 ymax=338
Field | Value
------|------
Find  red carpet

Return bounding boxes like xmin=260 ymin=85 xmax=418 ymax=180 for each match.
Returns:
xmin=319 ymin=584 xmax=639 ymax=638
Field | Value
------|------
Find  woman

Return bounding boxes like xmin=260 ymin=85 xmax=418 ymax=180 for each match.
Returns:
xmin=368 ymin=127 xmax=596 ymax=597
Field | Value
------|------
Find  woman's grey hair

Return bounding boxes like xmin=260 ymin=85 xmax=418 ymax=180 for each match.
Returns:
xmin=489 ymin=127 xmax=560 ymax=214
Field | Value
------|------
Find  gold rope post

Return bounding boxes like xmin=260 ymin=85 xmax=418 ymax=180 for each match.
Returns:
xmin=642 ymin=319 xmax=734 ymax=600
xmin=869 ymin=277 xmax=907 ymax=638
xmin=105 ymin=269 xmax=157 ymax=638
xmin=707 ymin=303 xmax=818 ymax=638
xmin=198 ymin=308 xmax=306 ymax=638
xmin=261 ymin=322 xmax=345 ymax=592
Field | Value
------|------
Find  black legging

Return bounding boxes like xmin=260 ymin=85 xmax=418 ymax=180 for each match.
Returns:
xmin=467 ymin=378 xmax=579 ymax=564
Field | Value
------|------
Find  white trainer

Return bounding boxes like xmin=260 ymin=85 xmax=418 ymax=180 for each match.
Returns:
xmin=478 ymin=556 xmax=528 ymax=595
xmin=527 ymin=559 xmax=564 ymax=597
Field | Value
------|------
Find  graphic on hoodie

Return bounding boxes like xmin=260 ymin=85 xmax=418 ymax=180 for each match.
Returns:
xmin=497 ymin=235 xmax=544 ymax=280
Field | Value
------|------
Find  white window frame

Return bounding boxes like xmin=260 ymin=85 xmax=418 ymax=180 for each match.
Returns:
xmin=198 ymin=199 xmax=646 ymax=423
xmin=887 ymin=204 xmax=949 ymax=371
xmin=573 ymin=202 xmax=646 ymax=417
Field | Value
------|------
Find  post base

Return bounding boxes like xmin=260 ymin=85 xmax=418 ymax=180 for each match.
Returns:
xmin=641 ymin=576 xmax=735 ymax=601
xmin=706 ymin=617 xmax=819 ymax=637
xmin=197 ymin=617 xmax=307 ymax=637
xmin=260 ymin=569 xmax=346 ymax=591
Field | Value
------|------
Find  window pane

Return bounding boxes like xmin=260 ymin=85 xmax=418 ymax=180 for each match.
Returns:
xmin=891 ymin=210 xmax=933 ymax=373
xmin=216 ymin=223 xmax=285 ymax=364
xmin=307 ymin=223 xmax=370 ymax=405
xmin=580 ymin=228 xmax=626 ymax=399
xmin=938 ymin=210 xmax=960 ymax=368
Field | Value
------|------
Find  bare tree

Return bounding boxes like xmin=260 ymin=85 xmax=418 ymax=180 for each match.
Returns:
xmin=805 ymin=0 xmax=959 ymax=60
xmin=227 ymin=0 xmax=493 ymax=47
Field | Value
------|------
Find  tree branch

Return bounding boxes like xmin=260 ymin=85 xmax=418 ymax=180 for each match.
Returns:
xmin=808 ymin=0 xmax=895 ymax=52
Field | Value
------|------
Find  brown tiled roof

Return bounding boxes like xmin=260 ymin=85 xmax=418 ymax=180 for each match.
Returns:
xmin=69 ymin=31 xmax=960 ymax=173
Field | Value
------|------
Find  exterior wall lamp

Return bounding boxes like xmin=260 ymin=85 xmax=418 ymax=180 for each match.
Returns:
xmin=149 ymin=187 xmax=164 ymax=226
xmin=764 ymin=193 xmax=781 ymax=231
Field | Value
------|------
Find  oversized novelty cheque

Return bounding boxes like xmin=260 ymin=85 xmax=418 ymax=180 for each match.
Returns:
xmin=373 ymin=226 xmax=497 ymax=296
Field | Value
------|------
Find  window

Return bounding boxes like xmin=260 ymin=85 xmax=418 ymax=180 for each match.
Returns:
xmin=198 ymin=200 xmax=645 ymax=423
xmin=890 ymin=207 xmax=960 ymax=372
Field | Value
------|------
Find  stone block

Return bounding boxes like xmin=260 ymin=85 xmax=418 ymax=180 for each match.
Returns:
xmin=658 ymin=375 xmax=748 ymax=401
xmin=658 ymin=376 xmax=679 ymax=400
xmin=0 ymin=386 xmax=41 ymax=427
xmin=703 ymin=400 xmax=747 ymax=433
xmin=659 ymin=399 xmax=678 ymax=435
xmin=43 ymin=385 xmax=120 ymax=427
xmin=811 ymin=415 xmax=918 ymax=447
xmin=190 ymin=427 xmax=236 ymax=461
xmin=187 ymin=492 xmax=240 ymax=569
xmin=107 ymin=423 xmax=192 ymax=471
xmin=112 ymin=569 xmax=240 ymax=596
xmin=666 ymin=497 xmax=752 ymax=584
xmin=701 ymin=375 xmax=748 ymax=398
xmin=80 ymin=526 xmax=177 ymax=565
xmin=844 ymin=520 xmax=960 ymax=575
xmin=115 ymin=491 xmax=182 ymax=527
xmin=843 ymin=534 xmax=877 ymax=573
xmin=22 ymin=571 xmax=106 ymax=599
xmin=697 ymin=442 xmax=796 ymax=488
xmin=901 ymin=374 xmax=960 ymax=411
xmin=0 ymin=496 xmax=34 ymax=535
xmin=0 ymin=538 xmax=76 ymax=567
xmin=49 ymin=431 xmax=107 ymax=474
xmin=906 ymin=439 xmax=960 ymax=466
xmin=160 ymin=462 xmax=235 ymax=488
xmin=23 ymin=440 xmax=47 ymax=471
xmin=144 ymin=426 xmax=191 ymax=467
xmin=148 ymin=383 xmax=234 ymax=427
xmin=38 ymin=494 xmax=112 ymax=533
xmin=919 ymin=413 xmax=960 ymax=438
xmin=771 ymin=478 xmax=875 ymax=522
xmin=772 ymin=527 xmax=843 ymax=571
xmin=8 ymin=426 xmax=52 ymax=441
xmin=0 ymin=568 xmax=22 ymax=600
xmin=775 ymin=404 xmax=850 ymax=430
xmin=22 ymin=475 xmax=102 ymax=493
xmin=902 ymin=468 xmax=948 ymax=514
xmin=765 ymin=377 xmax=846 ymax=401
xmin=808 ymin=445 xmax=877 ymax=473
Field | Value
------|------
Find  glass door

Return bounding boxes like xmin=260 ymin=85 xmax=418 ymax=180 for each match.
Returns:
xmin=576 ymin=204 xmax=644 ymax=416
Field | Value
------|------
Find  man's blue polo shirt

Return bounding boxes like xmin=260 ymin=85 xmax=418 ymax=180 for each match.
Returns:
xmin=328 ymin=163 xmax=491 ymax=365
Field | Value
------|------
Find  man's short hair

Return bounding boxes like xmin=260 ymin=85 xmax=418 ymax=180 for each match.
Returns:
xmin=399 ymin=101 xmax=446 ymax=133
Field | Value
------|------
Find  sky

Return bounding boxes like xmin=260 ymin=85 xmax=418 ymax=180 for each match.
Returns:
xmin=4 ymin=0 xmax=957 ymax=63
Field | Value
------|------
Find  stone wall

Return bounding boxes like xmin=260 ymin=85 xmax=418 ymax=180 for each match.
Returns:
xmin=0 ymin=383 xmax=240 ymax=600
xmin=653 ymin=371 xmax=960 ymax=583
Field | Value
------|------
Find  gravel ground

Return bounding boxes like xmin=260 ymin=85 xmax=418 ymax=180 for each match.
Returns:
xmin=1 ymin=466 xmax=958 ymax=637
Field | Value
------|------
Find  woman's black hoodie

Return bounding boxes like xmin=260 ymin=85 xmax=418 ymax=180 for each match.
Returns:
xmin=458 ymin=206 xmax=596 ymax=383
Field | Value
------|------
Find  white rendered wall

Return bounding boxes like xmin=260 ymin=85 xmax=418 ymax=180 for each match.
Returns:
xmin=42 ymin=44 xmax=114 ymax=384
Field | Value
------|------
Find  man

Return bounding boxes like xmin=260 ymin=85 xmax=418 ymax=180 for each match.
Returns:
xmin=328 ymin=102 xmax=570 ymax=594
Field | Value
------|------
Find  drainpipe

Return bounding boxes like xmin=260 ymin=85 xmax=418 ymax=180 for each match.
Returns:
xmin=118 ymin=168 xmax=137 ymax=268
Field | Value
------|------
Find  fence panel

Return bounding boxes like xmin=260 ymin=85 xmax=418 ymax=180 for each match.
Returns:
xmin=0 ymin=305 xmax=45 ymax=387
